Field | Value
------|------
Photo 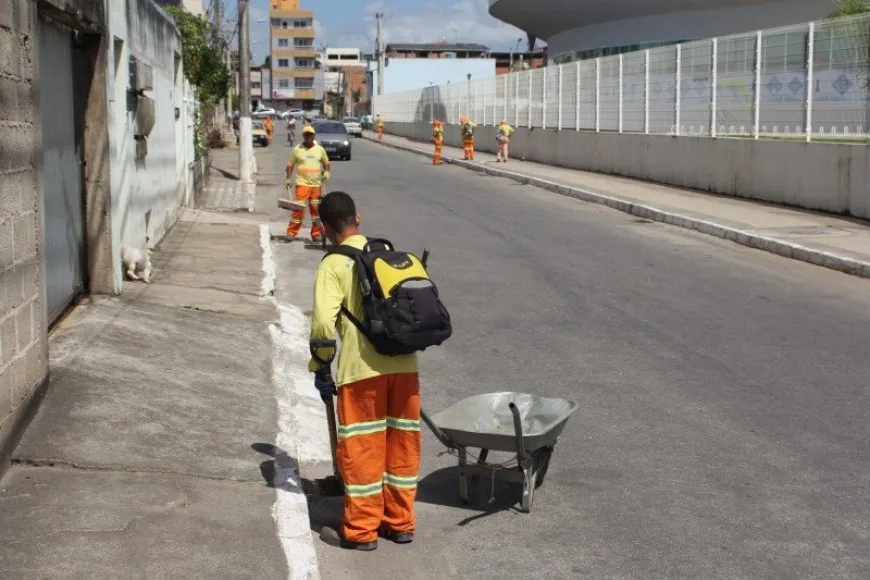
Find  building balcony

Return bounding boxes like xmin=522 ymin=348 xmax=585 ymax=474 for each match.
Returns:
xmin=272 ymin=48 xmax=317 ymax=58
xmin=269 ymin=8 xmax=312 ymax=18
xmin=272 ymin=27 xmax=315 ymax=39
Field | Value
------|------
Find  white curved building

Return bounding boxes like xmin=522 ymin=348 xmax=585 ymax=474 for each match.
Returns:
xmin=489 ymin=0 xmax=833 ymax=63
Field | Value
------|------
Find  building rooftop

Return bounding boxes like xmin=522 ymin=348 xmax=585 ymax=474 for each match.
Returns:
xmin=385 ymin=43 xmax=490 ymax=53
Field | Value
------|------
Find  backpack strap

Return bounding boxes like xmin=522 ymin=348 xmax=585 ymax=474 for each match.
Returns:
xmin=320 ymin=244 xmax=371 ymax=338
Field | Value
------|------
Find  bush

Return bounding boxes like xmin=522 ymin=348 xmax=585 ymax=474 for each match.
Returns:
xmin=207 ymin=128 xmax=225 ymax=149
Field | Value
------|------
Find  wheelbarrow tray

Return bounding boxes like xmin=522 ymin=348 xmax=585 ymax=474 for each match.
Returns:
xmin=426 ymin=392 xmax=578 ymax=454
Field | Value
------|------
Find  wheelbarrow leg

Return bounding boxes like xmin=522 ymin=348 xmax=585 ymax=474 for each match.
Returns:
xmin=520 ymin=461 xmax=537 ymax=513
xmin=458 ymin=448 xmax=471 ymax=504
xmin=469 ymin=449 xmax=489 ymax=496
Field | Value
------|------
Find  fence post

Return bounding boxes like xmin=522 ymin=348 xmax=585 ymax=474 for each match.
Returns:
xmin=710 ymin=38 xmax=718 ymax=137
xmin=675 ymin=44 xmax=682 ymax=136
xmin=805 ymin=22 xmax=815 ymax=142
xmin=542 ymin=68 xmax=548 ymax=129
xmin=754 ymin=30 xmax=762 ymax=139
xmin=558 ymin=65 xmax=563 ymax=130
xmin=595 ymin=58 xmax=600 ymax=132
xmin=644 ymin=49 xmax=650 ymax=134
xmin=515 ymin=72 xmax=519 ymax=125
xmin=575 ymin=61 xmax=581 ymax=130
xmin=503 ymin=75 xmax=508 ymax=122
xmin=528 ymin=71 xmax=533 ymax=128
xmin=618 ymin=54 xmax=624 ymax=133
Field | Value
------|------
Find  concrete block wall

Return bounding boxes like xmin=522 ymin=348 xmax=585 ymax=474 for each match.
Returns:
xmin=385 ymin=122 xmax=870 ymax=221
xmin=0 ymin=0 xmax=49 ymax=461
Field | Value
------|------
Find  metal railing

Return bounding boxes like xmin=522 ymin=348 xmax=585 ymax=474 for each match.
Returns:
xmin=373 ymin=14 xmax=870 ymax=142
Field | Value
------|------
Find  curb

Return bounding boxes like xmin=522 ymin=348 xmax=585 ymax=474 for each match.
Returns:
xmin=366 ymin=135 xmax=870 ymax=280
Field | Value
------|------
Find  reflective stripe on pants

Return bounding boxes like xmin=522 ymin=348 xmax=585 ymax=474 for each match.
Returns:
xmin=286 ymin=184 xmax=322 ymax=239
xmin=336 ymin=373 xmax=421 ymax=544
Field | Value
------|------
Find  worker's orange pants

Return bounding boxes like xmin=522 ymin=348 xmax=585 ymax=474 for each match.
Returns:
xmin=463 ymin=136 xmax=475 ymax=160
xmin=433 ymin=139 xmax=443 ymax=164
xmin=497 ymin=140 xmax=510 ymax=161
xmin=336 ymin=373 xmax=421 ymax=544
xmin=377 ymin=126 xmax=384 ymax=140
xmin=286 ymin=184 xmax=322 ymax=239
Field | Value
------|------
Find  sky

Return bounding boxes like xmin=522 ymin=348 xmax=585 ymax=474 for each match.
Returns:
xmin=219 ymin=0 xmax=532 ymax=66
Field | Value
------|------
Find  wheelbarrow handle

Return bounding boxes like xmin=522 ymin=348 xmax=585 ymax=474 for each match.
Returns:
xmin=420 ymin=408 xmax=454 ymax=449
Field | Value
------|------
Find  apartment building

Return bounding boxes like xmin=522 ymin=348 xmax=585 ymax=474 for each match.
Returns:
xmin=269 ymin=0 xmax=323 ymax=108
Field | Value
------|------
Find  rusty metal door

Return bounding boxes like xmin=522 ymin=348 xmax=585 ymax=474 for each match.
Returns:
xmin=38 ymin=17 xmax=85 ymax=324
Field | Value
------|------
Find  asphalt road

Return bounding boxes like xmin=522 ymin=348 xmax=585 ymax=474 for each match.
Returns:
xmin=262 ymin=129 xmax=870 ymax=580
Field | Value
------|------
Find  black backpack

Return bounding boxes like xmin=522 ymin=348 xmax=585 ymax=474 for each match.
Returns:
xmin=324 ymin=238 xmax=452 ymax=356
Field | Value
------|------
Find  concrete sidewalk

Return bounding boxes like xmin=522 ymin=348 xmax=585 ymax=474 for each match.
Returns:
xmin=197 ymin=148 xmax=258 ymax=213
xmin=369 ymin=132 xmax=870 ymax=279
xmin=0 ymin=205 xmax=312 ymax=579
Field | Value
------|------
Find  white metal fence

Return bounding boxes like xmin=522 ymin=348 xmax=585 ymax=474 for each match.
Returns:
xmin=374 ymin=14 xmax=870 ymax=142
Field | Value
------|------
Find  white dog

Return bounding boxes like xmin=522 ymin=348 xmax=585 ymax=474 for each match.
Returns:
xmin=121 ymin=246 xmax=152 ymax=284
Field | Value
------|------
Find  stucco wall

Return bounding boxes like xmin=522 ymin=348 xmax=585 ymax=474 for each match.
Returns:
xmin=107 ymin=0 xmax=187 ymax=291
xmin=385 ymin=122 xmax=870 ymax=220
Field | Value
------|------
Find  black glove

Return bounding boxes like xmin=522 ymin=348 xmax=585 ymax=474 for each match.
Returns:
xmin=314 ymin=368 xmax=336 ymax=401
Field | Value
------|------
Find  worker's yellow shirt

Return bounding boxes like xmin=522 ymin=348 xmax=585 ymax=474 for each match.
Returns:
xmin=308 ymin=234 xmax=418 ymax=386
xmin=433 ymin=128 xmax=443 ymax=139
xmin=288 ymin=143 xmax=328 ymax=187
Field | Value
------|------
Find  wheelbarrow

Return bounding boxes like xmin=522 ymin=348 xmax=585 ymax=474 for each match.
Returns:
xmin=420 ymin=392 xmax=578 ymax=513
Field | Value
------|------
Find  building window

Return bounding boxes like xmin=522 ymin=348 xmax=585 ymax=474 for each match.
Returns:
xmin=252 ymin=82 xmax=261 ymax=89
xmin=278 ymin=58 xmax=289 ymax=68
xmin=278 ymin=38 xmax=289 ymax=47
xmin=295 ymin=38 xmax=313 ymax=48
xmin=278 ymin=79 xmax=290 ymax=88
xmin=295 ymin=78 xmax=314 ymax=89
xmin=296 ymin=59 xmax=313 ymax=68
xmin=294 ymin=20 xmax=310 ymax=28
xmin=281 ymin=20 xmax=289 ymax=29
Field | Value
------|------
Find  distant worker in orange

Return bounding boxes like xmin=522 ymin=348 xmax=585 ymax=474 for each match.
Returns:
xmin=496 ymin=119 xmax=515 ymax=163
xmin=285 ymin=125 xmax=331 ymax=242
xmin=431 ymin=120 xmax=444 ymax=165
xmin=264 ymin=115 xmax=275 ymax=142
xmin=376 ymin=115 xmax=384 ymax=140
xmin=460 ymin=115 xmax=476 ymax=160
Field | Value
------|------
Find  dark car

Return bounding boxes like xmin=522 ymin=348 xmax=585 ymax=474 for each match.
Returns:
xmin=314 ymin=121 xmax=352 ymax=160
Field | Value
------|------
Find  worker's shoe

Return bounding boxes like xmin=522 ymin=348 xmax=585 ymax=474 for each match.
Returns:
xmin=320 ymin=527 xmax=378 ymax=551
xmin=380 ymin=529 xmax=414 ymax=544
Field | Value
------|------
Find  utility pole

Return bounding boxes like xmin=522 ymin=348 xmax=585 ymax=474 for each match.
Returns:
xmin=213 ymin=0 xmax=226 ymax=129
xmin=375 ymin=12 xmax=384 ymax=96
xmin=238 ymin=0 xmax=253 ymax=183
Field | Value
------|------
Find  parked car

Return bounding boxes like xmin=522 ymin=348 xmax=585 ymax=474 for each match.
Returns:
xmin=342 ymin=117 xmax=363 ymax=137
xmin=252 ymin=120 xmax=269 ymax=147
xmin=288 ymin=109 xmax=304 ymax=118
xmin=252 ymin=108 xmax=276 ymax=119
xmin=313 ymin=121 xmax=351 ymax=160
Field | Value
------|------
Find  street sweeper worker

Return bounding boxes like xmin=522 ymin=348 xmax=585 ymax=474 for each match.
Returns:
xmin=308 ymin=191 xmax=421 ymax=552
xmin=496 ymin=119 xmax=515 ymax=162
xmin=375 ymin=114 xmax=384 ymax=140
xmin=285 ymin=125 xmax=330 ymax=242
xmin=460 ymin=115 xmax=476 ymax=160
xmin=432 ymin=120 xmax=444 ymax=165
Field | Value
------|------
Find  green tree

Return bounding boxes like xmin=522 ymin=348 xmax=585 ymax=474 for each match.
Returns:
xmin=164 ymin=6 xmax=230 ymax=105
xmin=829 ymin=0 xmax=870 ymax=17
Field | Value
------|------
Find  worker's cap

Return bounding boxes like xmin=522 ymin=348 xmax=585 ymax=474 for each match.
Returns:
xmin=303 ymin=125 xmax=316 ymax=134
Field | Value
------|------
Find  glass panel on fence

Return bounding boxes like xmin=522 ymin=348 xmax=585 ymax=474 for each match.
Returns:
xmin=622 ymin=51 xmax=646 ymax=132
xmin=599 ymin=56 xmax=620 ymax=131
xmin=679 ymin=39 xmax=714 ymax=135
xmin=531 ymin=68 xmax=544 ymax=127
xmin=759 ymin=23 xmax=810 ymax=138
xmin=578 ymin=60 xmax=597 ymax=129
xmin=812 ymin=14 xmax=870 ymax=140
xmin=546 ymin=66 xmax=560 ymax=128
xmin=648 ymin=45 xmax=678 ymax=133
xmin=517 ymin=70 xmax=531 ymax=127
xmin=562 ymin=62 xmax=578 ymax=130
xmin=716 ymin=32 xmax=756 ymax=136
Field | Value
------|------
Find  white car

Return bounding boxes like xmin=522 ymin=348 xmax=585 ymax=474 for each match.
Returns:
xmin=342 ymin=117 xmax=363 ymax=137
xmin=252 ymin=108 xmax=277 ymax=119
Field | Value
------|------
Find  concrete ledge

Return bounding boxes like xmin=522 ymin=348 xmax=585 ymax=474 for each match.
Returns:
xmin=367 ymin=135 xmax=870 ymax=280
